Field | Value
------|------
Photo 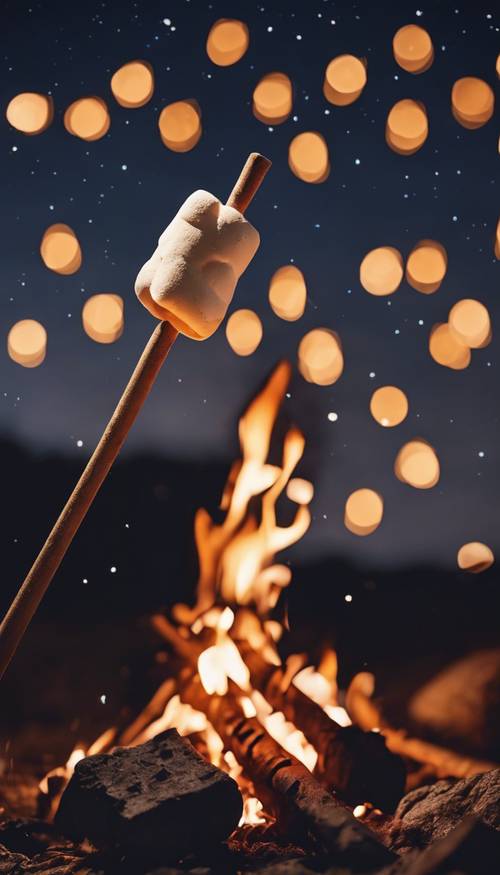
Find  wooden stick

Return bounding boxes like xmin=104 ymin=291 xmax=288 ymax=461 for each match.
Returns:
xmin=0 ymin=152 xmax=272 ymax=681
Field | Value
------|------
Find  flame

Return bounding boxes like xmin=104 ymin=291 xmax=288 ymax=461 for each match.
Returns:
xmin=198 ymin=608 xmax=250 ymax=695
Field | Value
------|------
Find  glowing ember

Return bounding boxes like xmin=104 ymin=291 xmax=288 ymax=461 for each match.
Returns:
xmin=448 ymin=299 xmax=491 ymax=349
xmin=64 ymin=97 xmax=110 ymax=141
xmin=406 ymin=240 xmax=447 ymax=294
xmin=111 ymin=60 xmax=154 ymax=108
xmin=344 ymin=488 xmax=384 ymax=536
xmin=40 ymin=224 xmax=82 ymax=275
xmin=6 ymin=92 xmax=54 ymax=134
xmin=298 ymin=328 xmax=344 ymax=385
xmin=395 ymin=440 xmax=440 ymax=489
xmin=386 ymin=99 xmax=428 ymax=155
xmin=429 ymin=323 xmax=471 ymax=370
xmin=360 ymin=247 xmax=403 ymax=296
xmin=451 ymin=77 xmax=495 ymax=129
xmin=268 ymin=265 xmax=307 ymax=322
xmin=82 ymin=294 xmax=124 ymax=344
xmin=370 ymin=386 xmax=408 ymax=428
xmin=225 ymin=309 xmax=263 ymax=356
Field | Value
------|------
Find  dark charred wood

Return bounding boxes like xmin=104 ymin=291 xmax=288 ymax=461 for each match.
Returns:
xmin=239 ymin=644 xmax=405 ymax=812
xmin=55 ymin=729 xmax=242 ymax=863
xmin=177 ymin=671 xmax=396 ymax=871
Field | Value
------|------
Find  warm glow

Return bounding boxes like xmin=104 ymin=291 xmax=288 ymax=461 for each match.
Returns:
xmin=226 ymin=309 xmax=263 ymax=356
xmin=386 ymin=99 xmax=428 ymax=155
xmin=395 ymin=440 xmax=440 ymax=489
xmin=269 ymin=265 xmax=307 ymax=321
xmin=429 ymin=323 xmax=471 ymax=370
xmin=370 ymin=386 xmax=408 ymax=427
xmin=457 ymin=542 xmax=494 ymax=574
xmin=64 ymin=97 xmax=110 ymax=141
xmin=40 ymin=223 xmax=82 ymax=275
xmin=344 ymin=488 xmax=384 ymax=536
xmin=206 ymin=19 xmax=249 ymax=66
xmin=323 ymin=54 xmax=367 ymax=106
xmin=7 ymin=319 xmax=47 ymax=368
xmin=288 ymin=132 xmax=330 ymax=183
xmin=198 ymin=610 xmax=250 ymax=696
xmin=82 ymin=294 xmax=124 ymax=344
xmin=286 ymin=478 xmax=314 ymax=505
xmin=298 ymin=328 xmax=344 ymax=385
xmin=359 ymin=246 xmax=403 ymax=296
xmin=6 ymin=92 xmax=53 ymax=134
xmin=158 ymin=100 xmax=202 ymax=152
xmin=448 ymin=299 xmax=491 ymax=349
xmin=111 ymin=61 xmax=154 ymax=108
xmin=406 ymin=240 xmax=447 ymax=294
xmin=253 ymin=72 xmax=293 ymax=124
xmin=451 ymin=77 xmax=495 ymax=129
xmin=393 ymin=25 xmax=434 ymax=74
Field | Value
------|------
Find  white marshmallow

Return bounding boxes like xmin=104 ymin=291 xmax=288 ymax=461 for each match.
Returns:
xmin=135 ymin=190 xmax=260 ymax=339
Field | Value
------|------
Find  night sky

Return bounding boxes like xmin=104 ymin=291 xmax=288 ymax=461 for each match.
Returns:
xmin=1 ymin=0 xmax=498 ymax=571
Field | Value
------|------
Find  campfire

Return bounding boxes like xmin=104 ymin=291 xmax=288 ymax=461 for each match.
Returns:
xmin=1 ymin=362 xmax=494 ymax=874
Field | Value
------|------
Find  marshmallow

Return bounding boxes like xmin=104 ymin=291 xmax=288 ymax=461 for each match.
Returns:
xmin=135 ymin=190 xmax=260 ymax=339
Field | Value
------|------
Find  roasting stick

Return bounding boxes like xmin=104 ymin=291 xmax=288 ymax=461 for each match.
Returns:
xmin=0 ymin=152 xmax=272 ymax=681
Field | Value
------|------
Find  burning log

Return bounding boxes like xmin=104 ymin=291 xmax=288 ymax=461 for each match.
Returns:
xmin=237 ymin=643 xmax=406 ymax=812
xmin=346 ymin=673 xmax=498 ymax=782
xmin=55 ymin=728 xmax=242 ymax=863
xmin=176 ymin=670 xmax=396 ymax=871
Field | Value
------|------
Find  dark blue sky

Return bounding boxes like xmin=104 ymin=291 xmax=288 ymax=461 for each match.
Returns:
xmin=1 ymin=0 xmax=498 ymax=569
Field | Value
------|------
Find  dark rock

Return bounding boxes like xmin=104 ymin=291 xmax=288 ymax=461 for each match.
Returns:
xmin=389 ymin=769 xmax=500 ymax=852
xmin=383 ymin=817 xmax=500 ymax=875
xmin=409 ymin=649 xmax=500 ymax=759
xmin=56 ymin=729 xmax=242 ymax=863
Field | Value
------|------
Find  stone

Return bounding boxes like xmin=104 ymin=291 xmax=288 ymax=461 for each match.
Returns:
xmin=409 ymin=649 xmax=500 ymax=759
xmin=56 ymin=729 xmax=242 ymax=863
xmin=389 ymin=769 xmax=500 ymax=852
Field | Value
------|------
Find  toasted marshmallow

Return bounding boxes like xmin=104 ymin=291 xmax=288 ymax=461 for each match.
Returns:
xmin=135 ymin=190 xmax=260 ymax=339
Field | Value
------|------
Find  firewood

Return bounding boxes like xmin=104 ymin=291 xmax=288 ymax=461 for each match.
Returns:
xmin=55 ymin=728 xmax=242 ymax=863
xmin=238 ymin=643 xmax=405 ymax=812
xmin=346 ymin=673 xmax=498 ymax=782
xmin=176 ymin=670 xmax=396 ymax=871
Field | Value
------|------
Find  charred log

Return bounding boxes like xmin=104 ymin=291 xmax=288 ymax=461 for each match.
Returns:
xmin=177 ymin=670 xmax=396 ymax=871
xmin=239 ymin=644 xmax=405 ymax=812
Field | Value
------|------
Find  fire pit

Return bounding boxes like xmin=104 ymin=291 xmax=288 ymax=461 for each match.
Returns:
xmin=1 ymin=363 xmax=498 ymax=874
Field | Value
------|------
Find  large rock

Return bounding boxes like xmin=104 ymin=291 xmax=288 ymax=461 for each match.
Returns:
xmin=56 ymin=729 xmax=242 ymax=862
xmin=389 ymin=768 xmax=500 ymax=852
xmin=409 ymin=649 xmax=500 ymax=758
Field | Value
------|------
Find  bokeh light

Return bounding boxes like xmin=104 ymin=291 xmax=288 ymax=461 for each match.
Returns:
xmin=370 ymin=386 xmax=408 ymax=427
xmin=6 ymin=92 xmax=54 ymax=135
xmin=359 ymin=246 xmax=403 ymax=296
xmin=344 ymin=488 xmax=384 ymax=536
xmin=158 ymin=100 xmax=202 ymax=152
xmin=298 ymin=328 xmax=343 ymax=386
xmin=451 ymin=77 xmax=495 ymax=129
xmin=7 ymin=319 xmax=47 ymax=368
xmin=111 ymin=60 xmax=154 ymax=108
xmin=429 ymin=323 xmax=471 ymax=370
xmin=225 ymin=309 xmax=263 ymax=356
xmin=286 ymin=478 xmax=314 ymax=506
xmin=40 ymin=224 xmax=82 ymax=275
xmin=268 ymin=265 xmax=307 ymax=321
xmin=457 ymin=542 xmax=494 ymax=574
xmin=64 ymin=97 xmax=110 ymax=141
xmin=82 ymin=294 xmax=124 ymax=344
xmin=206 ymin=19 xmax=249 ymax=66
xmin=253 ymin=72 xmax=293 ymax=124
xmin=393 ymin=25 xmax=434 ymax=74
xmin=448 ymin=299 xmax=491 ymax=349
xmin=323 ymin=55 xmax=367 ymax=106
xmin=386 ymin=99 xmax=428 ymax=155
xmin=288 ymin=132 xmax=330 ymax=183
xmin=406 ymin=240 xmax=447 ymax=294
xmin=395 ymin=440 xmax=440 ymax=489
